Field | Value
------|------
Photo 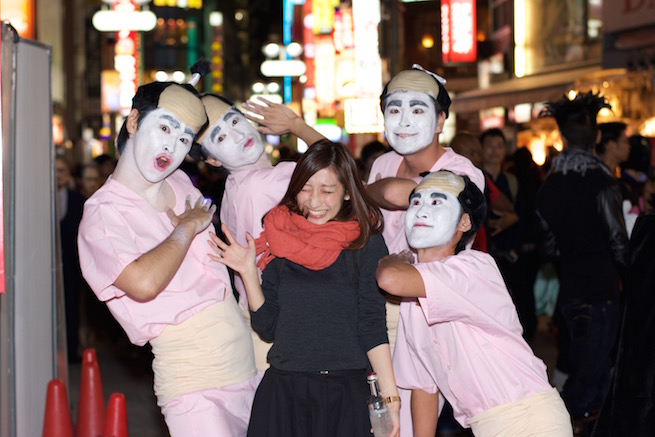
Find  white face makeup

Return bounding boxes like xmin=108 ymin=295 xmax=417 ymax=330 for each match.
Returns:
xmin=202 ymin=109 xmax=264 ymax=169
xmin=296 ymin=167 xmax=346 ymax=225
xmin=384 ymin=90 xmax=438 ymax=155
xmin=131 ymin=108 xmax=195 ymax=183
xmin=405 ymin=187 xmax=462 ymax=249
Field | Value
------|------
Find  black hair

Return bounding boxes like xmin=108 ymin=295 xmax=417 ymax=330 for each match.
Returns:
xmin=479 ymin=128 xmax=507 ymax=147
xmin=455 ymin=175 xmax=487 ymax=253
xmin=539 ymin=91 xmax=611 ymax=150
xmin=597 ymin=122 xmax=627 ymax=156
xmin=116 ymin=82 xmax=203 ymax=154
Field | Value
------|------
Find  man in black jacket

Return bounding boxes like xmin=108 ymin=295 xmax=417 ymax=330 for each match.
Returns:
xmin=536 ymin=92 xmax=628 ymax=435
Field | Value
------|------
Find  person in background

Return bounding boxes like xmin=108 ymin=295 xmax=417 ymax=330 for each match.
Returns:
xmin=358 ymin=140 xmax=389 ymax=182
xmin=191 ymin=94 xmax=324 ymax=371
xmin=376 ymin=170 xmax=571 ymax=437
xmin=597 ymin=122 xmax=630 ymax=178
xmin=94 ymin=153 xmax=116 ymax=184
xmin=449 ymin=131 xmax=518 ymax=252
xmin=79 ymin=162 xmax=102 ymax=199
xmin=365 ymin=65 xmax=484 ymax=437
xmin=78 ymin=81 xmax=258 ymax=436
xmin=210 ymin=140 xmax=399 ymax=437
xmin=480 ymin=128 xmax=537 ymax=341
xmin=591 ymin=210 xmax=655 ymax=436
xmin=55 ymin=155 xmax=86 ymax=362
xmin=536 ymin=91 xmax=628 ymax=436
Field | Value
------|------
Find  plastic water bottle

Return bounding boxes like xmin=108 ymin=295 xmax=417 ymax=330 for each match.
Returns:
xmin=367 ymin=372 xmax=392 ymax=437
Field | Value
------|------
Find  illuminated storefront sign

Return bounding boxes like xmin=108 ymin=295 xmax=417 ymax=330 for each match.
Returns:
xmin=115 ymin=30 xmax=138 ymax=114
xmin=314 ymin=36 xmax=336 ymax=105
xmin=0 ymin=0 xmax=35 ymax=38
xmin=441 ymin=0 xmax=476 ymax=64
xmin=352 ymin=0 xmax=382 ymax=99
xmin=152 ymin=0 xmax=202 ymax=8
xmin=344 ymin=98 xmax=384 ymax=134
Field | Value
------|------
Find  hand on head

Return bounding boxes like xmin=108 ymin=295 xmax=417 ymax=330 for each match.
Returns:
xmin=242 ymin=96 xmax=302 ymax=136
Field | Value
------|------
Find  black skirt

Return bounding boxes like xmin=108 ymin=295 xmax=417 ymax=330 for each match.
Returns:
xmin=247 ymin=367 xmax=372 ymax=437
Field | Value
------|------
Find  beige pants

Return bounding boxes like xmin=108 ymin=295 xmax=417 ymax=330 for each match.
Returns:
xmin=467 ymin=388 xmax=573 ymax=437
xmin=151 ymin=294 xmax=256 ymax=403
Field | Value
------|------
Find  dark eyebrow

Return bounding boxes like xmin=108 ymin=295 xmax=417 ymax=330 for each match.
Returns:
xmin=409 ymin=100 xmax=429 ymax=108
xmin=431 ymin=192 xmax=447 ymax=200
xmin=161 ymin=114 xmax=180 ymax=129
xmin=184 ymin=126 xmax=195 ymax=135
xmin=387 ymin=99 xmax=402 ymax=107
xmin=223 ymin=110 xmax=237 ymax=122
xmin=210 ymin=125 xmax=222 ymax=143
xmin=409 ymin=192 xmax=422 ymax=201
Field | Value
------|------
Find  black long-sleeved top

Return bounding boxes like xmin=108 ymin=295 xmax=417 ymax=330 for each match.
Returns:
xmin=250 ymin=233 xmax=389 ymax=372
xmin=536 ymin=148 xmax=629 ymax=302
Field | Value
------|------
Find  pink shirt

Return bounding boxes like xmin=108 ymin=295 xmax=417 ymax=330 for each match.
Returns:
xmin=367 ymin=148 xmax=485 ymax=254
xmin=392 ymin=250 xmax=552 ymax=427
xmin=219 ymin=162 xmax=296 ymax=304
xmin=78 ymin=170 xmax=231 ymax=346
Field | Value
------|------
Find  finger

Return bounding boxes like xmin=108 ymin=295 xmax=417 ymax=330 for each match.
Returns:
xmin=221 ymin=223 xmax=237 ymax=244
xmin=255 ymin=96 xmax=274 ymax=107
xmin=208 ymin=232 xmax=224 ymax=247
xmin=185 ymin=195 xmax=192 ymax=209
xmin=165 ymin=207 xmax=177 ymax=223
xmin=375 ymin=172 xmax=382 ymax=181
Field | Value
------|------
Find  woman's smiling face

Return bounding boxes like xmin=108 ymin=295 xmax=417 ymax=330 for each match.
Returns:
xmin=296 ymin=166 xmax=346 ymax=225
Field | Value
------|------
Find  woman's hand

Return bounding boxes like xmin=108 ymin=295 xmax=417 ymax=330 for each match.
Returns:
xmin=387 ymin=398 xmax=401 ymax=437
xmin=208 ymin=224 xmax=257 ymax=277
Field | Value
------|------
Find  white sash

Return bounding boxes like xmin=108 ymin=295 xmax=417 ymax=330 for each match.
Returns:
xmin=151 ymin=294 xmax=256 ymax=403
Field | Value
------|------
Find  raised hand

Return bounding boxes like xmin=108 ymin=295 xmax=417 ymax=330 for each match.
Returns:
xmin=241 ymin=97 xmax=302 ymax=136
xmin=208 ymin=224 xmax=257 ymax=276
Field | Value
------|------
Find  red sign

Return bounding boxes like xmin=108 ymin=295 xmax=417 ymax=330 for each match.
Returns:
xmin=441 ymin=0 xmax=477 ymax=64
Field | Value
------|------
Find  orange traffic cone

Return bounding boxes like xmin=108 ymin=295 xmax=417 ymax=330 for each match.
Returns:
xmin=103 ymin=393 xmax=128 ymax=437
xmin=76 ymin=349 xmax=105 ymax=437
xmin=43 ymin=379 xmax=74 ymax=437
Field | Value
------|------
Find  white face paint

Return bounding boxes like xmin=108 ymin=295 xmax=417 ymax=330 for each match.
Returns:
xmin=202 ymin=109 xmax=264 ymax=169
xmin=131 ymin=108 xmax=195 ymax=183
xmin=404 ymin=187 xmax=462 ymax=249
xmin=384 ymin=90 xmax=438 ymax=155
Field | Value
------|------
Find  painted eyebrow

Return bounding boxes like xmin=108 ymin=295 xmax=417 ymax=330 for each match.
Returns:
xmin=409 ymin=100 xmax=429 ymax=108
xmin=184 ymin=126 xmax=195 ymax=136
xmin=409 ymin=192 xmax=422 ymax=201
xmin=430 ymin=192 xmax=448 ymax=200
xmin=387 ymin=99 xmax=402 ymax=107
xmin=210 ymin=125 xmax=222 ymax=143
xmin=160 ymin=115 xmax=180 ymax=129
xmin=223 ymin=110 xmax=238 ymax=122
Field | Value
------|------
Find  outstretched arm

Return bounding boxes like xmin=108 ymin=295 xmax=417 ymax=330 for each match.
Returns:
xmin=366 ymin=176 xmax=417 ymax=210
xmin=376 ymin=252 xmax=426 ymax=297
xmin=242 ymin=96 xmax=325 ymax=146
xmin=114 ymin=195 xmax=216 ymax=301
xmin=208 ymin=224 xmax=266 ymax=311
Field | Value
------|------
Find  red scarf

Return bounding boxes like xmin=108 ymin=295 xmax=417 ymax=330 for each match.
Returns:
xmin=255 ymin=205 xmax=361 ymax=271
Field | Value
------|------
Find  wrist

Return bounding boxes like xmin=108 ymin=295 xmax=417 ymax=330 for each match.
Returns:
xmin=385 ymin=395 xmax=401 ymax=405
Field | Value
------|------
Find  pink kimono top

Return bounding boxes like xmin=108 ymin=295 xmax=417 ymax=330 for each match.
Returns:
xmin=78 ymin=170 xmax=231 ymax=346
xmin=393 ymin=250 xmax=552 ymax=427
xmin=219 ymin=162 xmax=296 ymax=304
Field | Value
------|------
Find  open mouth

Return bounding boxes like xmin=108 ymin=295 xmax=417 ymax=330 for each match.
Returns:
xmin=155 ymin=154 xmax=171 ymax=170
